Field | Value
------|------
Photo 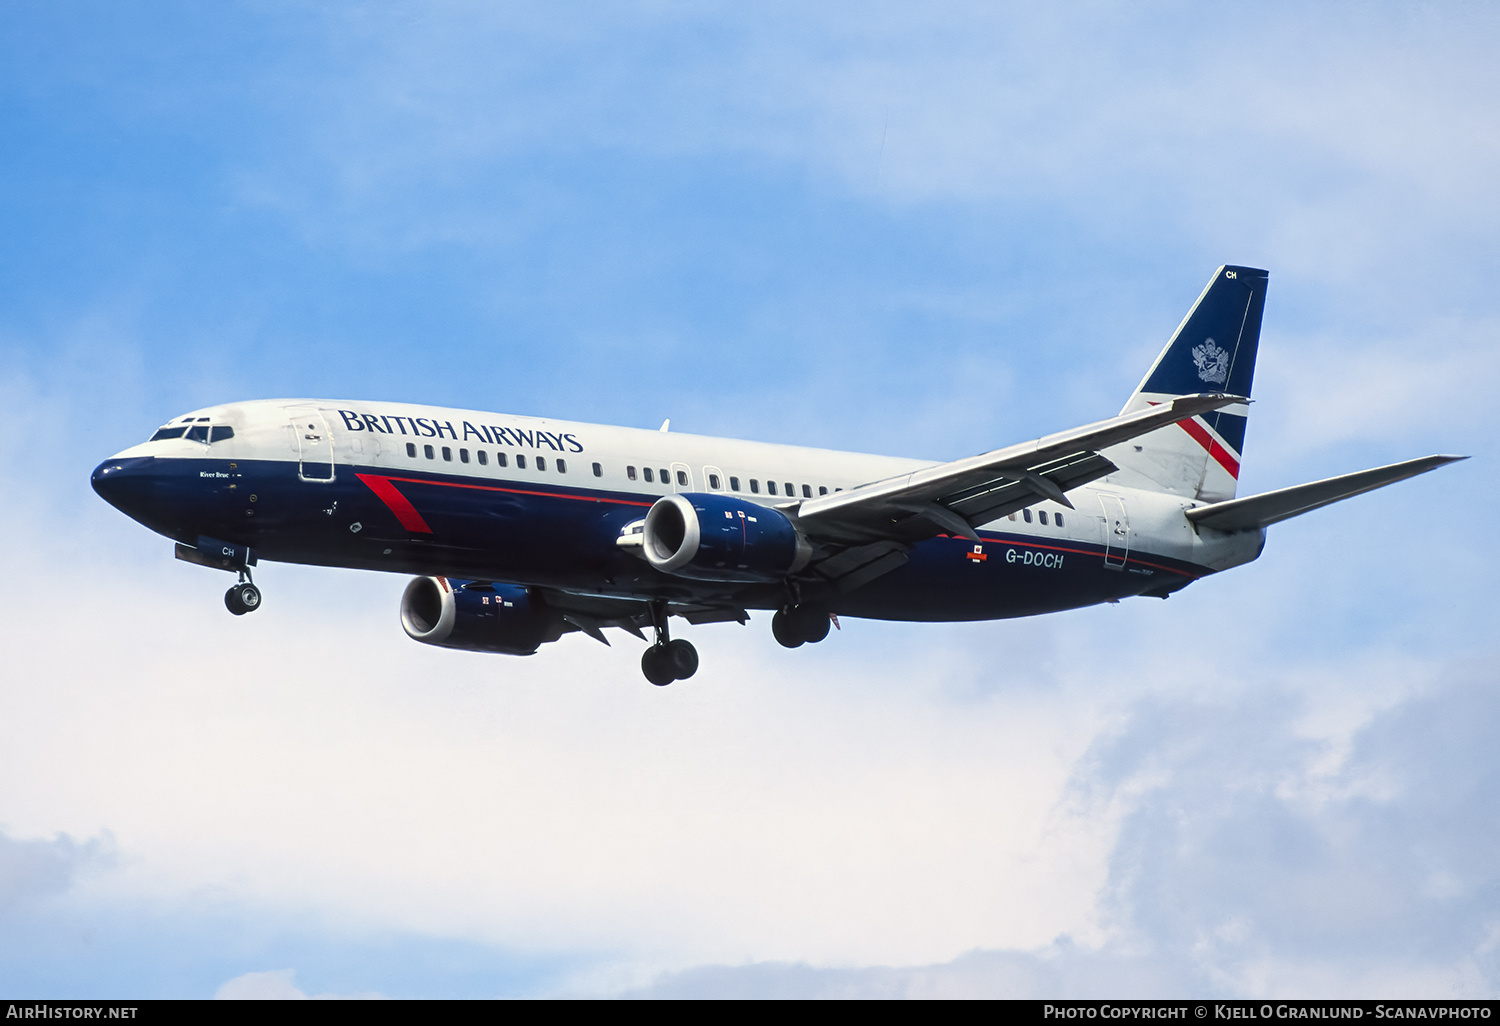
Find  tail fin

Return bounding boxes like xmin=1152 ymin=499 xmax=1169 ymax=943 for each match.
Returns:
xmin=1109 ymin=265 xmax=1269 ymax=502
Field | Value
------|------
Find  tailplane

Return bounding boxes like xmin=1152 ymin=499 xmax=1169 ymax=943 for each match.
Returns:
xmin=1108 ymin=265 xmax=1269 ymax=502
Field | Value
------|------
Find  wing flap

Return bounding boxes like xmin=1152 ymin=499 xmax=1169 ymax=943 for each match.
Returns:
xmin=1186 ymin=455 xmax=1466 ymax=533
xmin=944 ymin=451 xmax=1118 ymax=527
xmin=808 ymin=540 xmax=911 ymax=592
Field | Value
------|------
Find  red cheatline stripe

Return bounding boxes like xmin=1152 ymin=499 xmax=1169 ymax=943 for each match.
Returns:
xmin=378 ymin=475 xmax=655 ymax=507
xmin=356 ymin=474 xmax=433 ymax=533
xmin=356 ymin=473 xmax=657 ymax=533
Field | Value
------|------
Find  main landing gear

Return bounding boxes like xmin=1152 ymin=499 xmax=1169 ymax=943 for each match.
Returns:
xmin=224 ymin=571 xmax=262 ymax=616
xmin=772 ymin=605 xmax=831 ymax=648
xmin=641 ymin=600 xmax=698 ymax=686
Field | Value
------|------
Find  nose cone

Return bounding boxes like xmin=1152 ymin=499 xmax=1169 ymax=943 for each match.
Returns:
xmin=91 ymin=456 xmax=160 ymax=520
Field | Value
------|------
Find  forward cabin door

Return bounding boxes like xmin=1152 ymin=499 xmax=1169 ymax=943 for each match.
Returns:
xmin=1099 ymin=493 xmax=1129 ymax=569
xmin=288 ymin=407 xmax=335 ymax=482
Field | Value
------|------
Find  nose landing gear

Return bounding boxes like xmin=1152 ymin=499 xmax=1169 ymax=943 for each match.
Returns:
xmin=224 ymin=570 xmax=262 ymax=616
xmin=641 ymin=600 xmax=697 ymax=685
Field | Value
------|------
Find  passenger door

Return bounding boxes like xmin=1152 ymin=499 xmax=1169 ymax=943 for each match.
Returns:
xmin=1099 ymin=493 xmax=1129 ymax=569
xmin=287 ymin=407 xmax=335 ymax=482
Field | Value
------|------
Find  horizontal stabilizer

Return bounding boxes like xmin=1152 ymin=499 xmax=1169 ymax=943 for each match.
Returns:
xmin=1186 ymin=455 xmax=1467 ymax=533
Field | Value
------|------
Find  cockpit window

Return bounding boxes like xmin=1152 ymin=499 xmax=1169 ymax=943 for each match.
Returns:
xmin=152 ymin=423 xmax=233 ymax=442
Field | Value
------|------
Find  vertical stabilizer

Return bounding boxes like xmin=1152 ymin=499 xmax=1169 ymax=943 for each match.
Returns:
xmin=1107 ymin=265 xmax=1268 ymax=502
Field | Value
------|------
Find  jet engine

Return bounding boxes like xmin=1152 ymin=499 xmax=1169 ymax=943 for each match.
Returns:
xmin=642 ymin=492 xmax=812 ymax=582
xmin=400 ymin=577 xmax=565 ymax=655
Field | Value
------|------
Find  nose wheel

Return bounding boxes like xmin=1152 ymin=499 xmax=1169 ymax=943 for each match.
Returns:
xmin=224 ymin=571 xmax=262 ymax=616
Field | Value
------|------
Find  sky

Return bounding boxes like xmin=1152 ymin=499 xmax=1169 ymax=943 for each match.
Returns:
xmin=1 ymin=0 xmax=1497 ymax=1000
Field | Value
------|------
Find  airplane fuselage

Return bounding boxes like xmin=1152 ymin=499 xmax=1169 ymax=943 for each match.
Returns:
xmin=94 ymin=398 xmax=1265 ymax=623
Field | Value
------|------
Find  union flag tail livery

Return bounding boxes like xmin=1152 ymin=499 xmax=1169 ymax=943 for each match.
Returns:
xmin=90 ymin=265 xmax=1462 ymax=685
xmin=1109 ymin=265 xmax=1268 ymax=503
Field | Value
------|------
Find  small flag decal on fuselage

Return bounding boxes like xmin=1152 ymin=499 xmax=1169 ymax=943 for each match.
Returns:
xmin=966 ymin=544 xmax=986 ymax=563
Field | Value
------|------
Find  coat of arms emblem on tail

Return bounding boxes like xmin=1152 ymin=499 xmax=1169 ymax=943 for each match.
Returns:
xmin=1191 ymin=338 xmax=1230 ymax=385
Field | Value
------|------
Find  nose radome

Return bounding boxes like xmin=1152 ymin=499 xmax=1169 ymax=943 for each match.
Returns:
xmin=91 ymin=457 xmax=159 ymax=516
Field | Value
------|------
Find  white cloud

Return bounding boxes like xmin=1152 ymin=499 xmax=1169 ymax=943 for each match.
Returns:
xmin=0 ymin=551 xmax=1120 ymax=968
xmin=1252 ymin=315 xmax=1500 ymax=462
xmin=622 ymin=654 xmax=1500 ymax=997
xmin=214 ymin=969 xmax=384 ymax=1000
xmin=233 ymin=5 xmax=1500 ymax=274
xmin=0 ymin=830 xmax=115 ymax=919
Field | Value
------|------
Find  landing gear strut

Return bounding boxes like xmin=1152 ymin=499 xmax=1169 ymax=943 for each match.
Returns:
xmin=641 ymin=600 xmax=697 ymax=685
xmin=224 ymin=569 xmax=262 ymax=616
xmin=772 ymin=605 xmax=831 ymax=648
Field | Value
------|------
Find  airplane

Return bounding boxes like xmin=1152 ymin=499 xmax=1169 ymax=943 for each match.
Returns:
xmin=92 ymin=265 xmax=1463 ymax=685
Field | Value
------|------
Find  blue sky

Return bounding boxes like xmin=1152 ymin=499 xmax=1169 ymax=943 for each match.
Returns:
xmin=1 ymin=1 xmax=1496 ymax=999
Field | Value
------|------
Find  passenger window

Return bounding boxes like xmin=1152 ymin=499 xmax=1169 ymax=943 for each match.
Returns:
xmin=517 ymin=454 xmax=526 ymax=469
xmin=536 ymin=456 xmax=547 ymax=471
xmin=1008 ymin=512 xmax=1017 ymax=521
xmin=424 ymin=444 xmax=434 ymax=459
xmin=460 ymin=448 xmax=470 ymax=464
xmin=676 ymin=470 xmax=687 ymax=487
xmin=496 ymin=452 xmax=508 ymax=467
xmin=643 ymin=467 xmax=653 ymax=483
xmin=730 ymin=476 xmax=740 ymax=491
xmin=185 ymin=425 xmax=209 ymax=443
xmin=1056 ymin=513 xmax=1065 ymax=528
xmin=592 ymin=462 xmax=602 ymax=477
xmin=407 ymin=442 xmax=417 ymax=457
xmin=818 ymin=486 xmax=828 ymax=495
xmin=750 ymin=479 xmax=759 ymax=494
xmin=478 ymin=451 xmax=488 ymax=466
xmin=442 ymin=446 xmax=452 ymax=461
xmin=784 ymin=482 xmax=794 ymax=497
xmin=1039 ymin=510 xmax=1048 ymax=525
xmin=659 ymin=469 xmax=669 ymax=484
xmin=1023 ymin=508 xmax=1032 ymax=523
xmin=210 ymin=426 xmax=234 ymax=442
xmin=767 ymin=481 xmax=778 ymax=496
xmin=627 ymin=466 xmax=637 ymax=481
xmin=556 ymin=459 xmax=566 ymax=473
xmin=709 ymin=474 xmax=721 ymax=489
xmin=802 ymin=484 xmax=811 ymax=498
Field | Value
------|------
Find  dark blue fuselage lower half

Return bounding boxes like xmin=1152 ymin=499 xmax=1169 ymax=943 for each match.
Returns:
xmin=92 ymin=455 xmax=1207 ymax=620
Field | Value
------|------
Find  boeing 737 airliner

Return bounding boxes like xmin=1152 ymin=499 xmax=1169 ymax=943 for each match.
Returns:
xmin=92 ymin=266 xmax=1462 ymax=684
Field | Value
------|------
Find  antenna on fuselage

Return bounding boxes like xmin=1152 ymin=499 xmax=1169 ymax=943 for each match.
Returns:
xmin=659 ymin=419 xmax=670 ymax=432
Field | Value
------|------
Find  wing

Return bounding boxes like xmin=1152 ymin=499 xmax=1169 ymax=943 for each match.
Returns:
xmin=794 ymin=393 xmax=1247 ymax=545
xmin=1185 ymin=454 xmax=1466 ymax=533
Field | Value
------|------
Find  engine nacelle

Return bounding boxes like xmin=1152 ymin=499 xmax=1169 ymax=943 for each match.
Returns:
xmin=400 ymin=577 xmax=565 ymax=655
xmin=642 ymin=492 xmax=812 ymax=582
